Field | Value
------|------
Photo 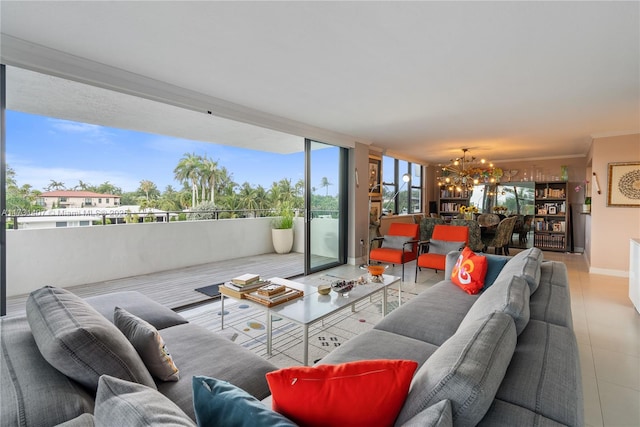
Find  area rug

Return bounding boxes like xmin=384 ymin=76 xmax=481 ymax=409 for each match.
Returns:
xmin=194 ymin=283 xmax=222 ymax=298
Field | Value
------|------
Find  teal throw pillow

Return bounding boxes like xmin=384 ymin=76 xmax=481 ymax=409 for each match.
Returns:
xmin=192 ymin=376 xmax=296 ymax=427
xmin=482 ymin=255 xmax=509 ymax=290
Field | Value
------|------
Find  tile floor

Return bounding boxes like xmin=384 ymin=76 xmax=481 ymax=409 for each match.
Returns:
xmin=179 ymin=252 xmax=640 ymax=427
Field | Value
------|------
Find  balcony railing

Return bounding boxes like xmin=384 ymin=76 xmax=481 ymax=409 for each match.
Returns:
xmin=4 ymin=210 xmax=341 ymax=299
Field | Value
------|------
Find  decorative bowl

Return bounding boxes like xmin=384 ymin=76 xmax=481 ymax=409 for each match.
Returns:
xmin=367 ymin=265 xmax=386 ymax=276
xmin=331 ymin=280 xmax=355 ymax=297
xmin=317 ymin=284 xmax=331 ymax=295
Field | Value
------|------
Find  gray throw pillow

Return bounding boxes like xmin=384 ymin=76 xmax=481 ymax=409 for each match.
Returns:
xmin=383 ymin=235 xmax=412 ymax=250
xmin=429 ymin=240 xmax=465 ymax=255
xmin=114 ymin=307 xmax=180 ymax=382
xmin=95 ymin=375 xmax=195 ymax=426
xmin=395 ymin=312 xmax=516 ymax=427
xmin=399 ymin=399 xmax=453 ymax=427
xmin=26 ymin=286 xmax=156 ymax=392
xmin=457 ymin=275 xmax=530 ymax=335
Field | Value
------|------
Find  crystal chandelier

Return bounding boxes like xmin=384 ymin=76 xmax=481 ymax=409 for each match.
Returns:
xmin=436 ymin=149 xmax=502 ymax=191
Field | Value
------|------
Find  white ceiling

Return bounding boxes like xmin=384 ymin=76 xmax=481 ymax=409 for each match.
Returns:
xmin=1 ymin=1 xmax=639 ymax=164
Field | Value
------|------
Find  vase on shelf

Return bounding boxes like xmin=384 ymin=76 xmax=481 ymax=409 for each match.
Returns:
xmin=582 ymin=197 xmax=591 ymax=214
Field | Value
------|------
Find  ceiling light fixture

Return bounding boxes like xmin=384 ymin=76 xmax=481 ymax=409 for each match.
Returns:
xmin=436 ymin=149 xmax=503 ymax=191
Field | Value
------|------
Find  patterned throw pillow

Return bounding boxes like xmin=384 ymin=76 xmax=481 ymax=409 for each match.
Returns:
xmin=266 ymin=359 xmax=418 ymax=427
xmin=451 ymin=247 xmax=488 ymax=294
xmin=114 ymin=307 xmax=179 ymax=382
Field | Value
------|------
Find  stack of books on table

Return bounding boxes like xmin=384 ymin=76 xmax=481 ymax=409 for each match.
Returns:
xmin=219 ymin=274 xmax=271 ymax=299
xmin=244 ymin=285 xmax=304 ymax=308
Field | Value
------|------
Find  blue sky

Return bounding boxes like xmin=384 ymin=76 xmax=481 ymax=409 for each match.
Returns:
xmin=6 ymin=110 xmax=340 ymax=195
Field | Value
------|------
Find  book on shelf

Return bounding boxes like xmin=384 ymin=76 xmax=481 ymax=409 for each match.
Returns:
xmin=244 ymin=287 xmax=304 ymax=307
xmin=231 ymin=273 xmax=260 ymax=285
xmin=224 ymin=279 xmax=270 ymax=292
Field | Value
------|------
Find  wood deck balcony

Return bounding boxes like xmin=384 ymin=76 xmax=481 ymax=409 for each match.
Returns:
xmin=5 ymin=252 xmax=305 ymax=317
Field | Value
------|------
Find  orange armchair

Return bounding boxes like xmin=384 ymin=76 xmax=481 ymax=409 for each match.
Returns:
xmin=415 ymin=224 xmax=469 ymax=281
xmin=369 ymin=223 xmax=419 ymax=281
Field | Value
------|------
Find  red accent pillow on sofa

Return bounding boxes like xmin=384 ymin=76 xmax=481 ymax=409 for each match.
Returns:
xmin=266 ymin=359 xmax=418 ymax=427
xmin=451 ymin=247 xmax=488 ymax=294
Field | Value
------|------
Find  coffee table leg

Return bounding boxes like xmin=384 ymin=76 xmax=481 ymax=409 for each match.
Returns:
xmin=303 ymin=324 xmax=309 ymax=366
xmin=266 ymin=311 xmax=272 ymax=356
xmin=220 ymin=295 xmax=225 ymax=329
xmin=382 ymin=287 xmax=388 ymax=316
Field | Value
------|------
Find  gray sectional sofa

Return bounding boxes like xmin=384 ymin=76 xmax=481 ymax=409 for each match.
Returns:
xmin=1 ymin=247 xmax=582 ymax=426
xmin=318 ymin=247 xmax=583 ymax=426
xmin=1 ymin=288 xmax=277 ymax=426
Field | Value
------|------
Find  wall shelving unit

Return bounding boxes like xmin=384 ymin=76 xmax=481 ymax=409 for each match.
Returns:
xmin=438 ymin=187 xmax=470 ymax=219
xmin=534 ymin=181 xmax=569 ymax=252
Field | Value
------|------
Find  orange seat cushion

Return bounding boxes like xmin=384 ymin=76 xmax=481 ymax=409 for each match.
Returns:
xmin=370 ymin=247 xmax=417 ymax=264
xmin=416 ymin=253 xmax=446 ymax=271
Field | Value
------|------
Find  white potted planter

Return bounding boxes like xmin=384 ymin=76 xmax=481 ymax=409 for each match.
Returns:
xmin=272 ymin=228 xmax=294 ymax=254
xmin=271 ymin=204 xmax=294 ymax=254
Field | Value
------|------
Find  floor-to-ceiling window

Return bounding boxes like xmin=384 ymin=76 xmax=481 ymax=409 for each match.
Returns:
xmin=0 ymin=65 xmax=348 ymax=310
xmin=305 ymin=140 xmax=347 ymax=273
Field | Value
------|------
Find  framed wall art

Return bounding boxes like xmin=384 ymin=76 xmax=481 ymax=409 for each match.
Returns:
xmin=607 ymin=162 xmax=640 ymax=207
xmin=368 ymin=155 xmax=382 ymax=196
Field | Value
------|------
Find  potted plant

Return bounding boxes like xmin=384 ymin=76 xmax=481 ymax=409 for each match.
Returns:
xmin=575 ymin=180 xmax=591 ymax=213
xmin=271 ymin=203 xmax=294 ymax=254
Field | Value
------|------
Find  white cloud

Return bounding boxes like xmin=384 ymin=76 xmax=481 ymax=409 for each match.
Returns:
xmin=48 ymin=119 xmax=113 ymax=144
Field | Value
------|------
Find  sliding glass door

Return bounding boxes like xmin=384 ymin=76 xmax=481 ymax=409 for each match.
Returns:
xmin=304 ymin=139 xmax=347 ymax=274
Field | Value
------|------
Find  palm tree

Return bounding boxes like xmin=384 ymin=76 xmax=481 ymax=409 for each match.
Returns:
xmin=320 ymin=177 xmax=332 ymax=196
xmin=174 ymin=153 xmax=202 ymax=207
xmin=46 ymin=180 xmax=65 ymax=191
xmin=74 ymin=180 xmax=90 ymax=191
xmin=200 ymin=157 xmax=218 ymax=204
xmin=237 ymin=182 xmax=258 ymax=216
xmin=138 ymin=179 xmax=157 ymax=202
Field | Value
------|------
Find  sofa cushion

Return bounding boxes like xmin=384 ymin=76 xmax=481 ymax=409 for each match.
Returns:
xmin=193 ymin=376 xmax=296 ymax=427
xmin=529 ymin=261 xmax=573 ymax=328
xmin=95 ymin=375 xmax=195 ymax=426
xmin=267 ymin=359 xmax=418 ymax=427
xmin=26 ymin=286 xmax=156 ymax=393
xmin=156 ymin=322 xmax=277 ymax=419
xmin=457 ymin=275 xmax=530 ymax=335
xmin=317 ymin=328 xmax=439 ymax=367
xmin=478 ymin=399 xmax=568 ymax=426
xmin=395 ymin=312 xmax=517 ymax=427
xmin=451 ymin=247 xmax=488 ymax=294
xmin=495 ymin=247 xmax=543 ymax=294
xmin=54 ymin=413 xmax=95 ymax=427
xmin=375 ymin=281 xmax=478 ymax=346
xmin=114 ymin=307 xmax=180 ymax=381
xmin=494 ymin=319 xmax=584 ymax=427
xmin=1 ymin=315 xmax=95 ymax=427
xmin=400 ymin=399 xmax=453 ymax=427
xmin=85 ymin=291 xmax=188 ymax=330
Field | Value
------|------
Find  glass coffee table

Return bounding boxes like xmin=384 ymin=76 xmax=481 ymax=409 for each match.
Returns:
xmin=220 ymin=274 xmax=401 ymax=365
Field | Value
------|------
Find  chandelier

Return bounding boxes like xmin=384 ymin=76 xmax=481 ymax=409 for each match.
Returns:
xmin=436 ymin=149 xmax=503 ymax=191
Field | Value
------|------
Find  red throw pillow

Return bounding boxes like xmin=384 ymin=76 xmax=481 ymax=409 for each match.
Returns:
xmin=266 ymin=359 xmax=418 ymax=427
xmin=451 ymin=247 xmax=488 ymax=294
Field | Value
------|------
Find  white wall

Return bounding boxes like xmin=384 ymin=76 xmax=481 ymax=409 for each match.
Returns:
xmin=7 ymin=218 xmax=278 ymax=297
